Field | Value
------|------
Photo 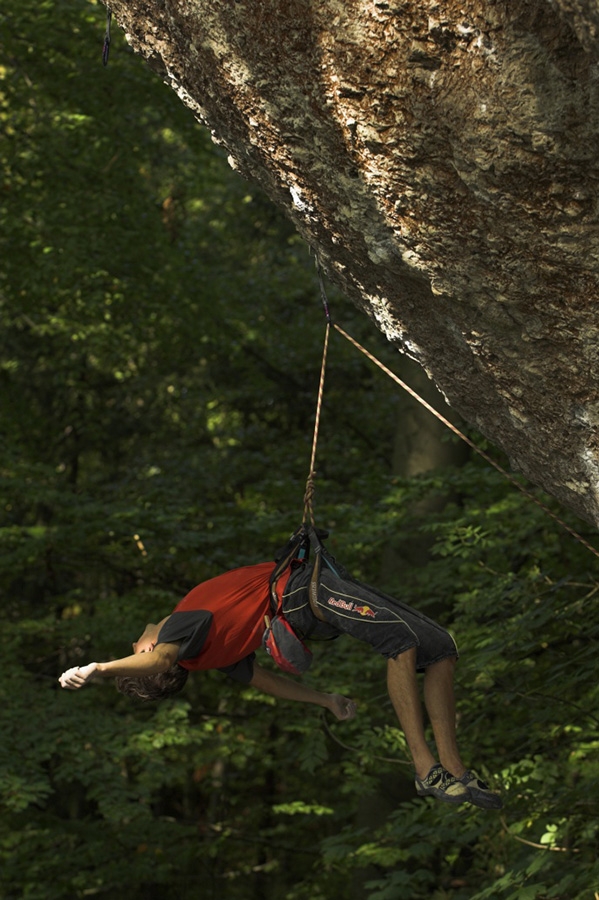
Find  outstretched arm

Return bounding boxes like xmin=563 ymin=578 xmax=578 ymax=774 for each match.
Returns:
xmin=249 ymin=663 xmax=357 ymax=721
xmin=59 ymin=642 xmax=180 ymax=690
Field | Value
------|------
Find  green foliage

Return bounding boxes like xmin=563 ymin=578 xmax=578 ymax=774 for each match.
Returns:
xmin=2 ymin=2 xmax=599 ymax=900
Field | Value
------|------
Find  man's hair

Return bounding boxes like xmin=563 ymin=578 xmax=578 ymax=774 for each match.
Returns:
xmin=115 ymin=663 xmax=189 ymax=702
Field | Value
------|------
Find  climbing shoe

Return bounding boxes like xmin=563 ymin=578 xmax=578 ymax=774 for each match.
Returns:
xmin=415 ymin=764 xmax=469 ymax=805
xmin=458 ymin=769 xmax=503 ymax=810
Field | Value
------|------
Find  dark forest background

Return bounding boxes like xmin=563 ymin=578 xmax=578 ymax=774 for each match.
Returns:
xmin=2 ymin=3 xmax=599 ymax=898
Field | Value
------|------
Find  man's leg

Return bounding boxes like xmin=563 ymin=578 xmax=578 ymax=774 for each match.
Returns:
xmin=423 ymin=656 xmax=466 ymax=778
xmin=387 ymin=648 xmax=469 ymax=804
xmin=387 ymin=648 xmax=437 ymax=779
xmin=307 ymin=566 xmax=501 ymax=808
xmin=423 ymin=656 xmax=504 ymax=809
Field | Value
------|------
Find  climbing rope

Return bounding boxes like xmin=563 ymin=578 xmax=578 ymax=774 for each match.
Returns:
xmin=303 ymin=267 xmax=331 ymax=526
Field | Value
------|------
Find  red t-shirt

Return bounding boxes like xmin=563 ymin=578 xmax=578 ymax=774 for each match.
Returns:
xmin=157 ymin=562 xmax=291 ymax=674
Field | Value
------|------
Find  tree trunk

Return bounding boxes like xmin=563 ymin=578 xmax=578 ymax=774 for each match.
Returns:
xmin=106 ymin=0 xmax=599 ymax=525
xmin=381 ymin=357 xmax=469 ymax=576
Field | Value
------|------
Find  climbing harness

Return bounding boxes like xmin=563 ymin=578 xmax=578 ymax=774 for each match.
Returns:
xmin=262 ymin=523 xmax=330 ymax=673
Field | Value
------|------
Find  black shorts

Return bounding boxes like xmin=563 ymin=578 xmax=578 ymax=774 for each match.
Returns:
xmin=282 ymin=559 xmax=458 ymax=671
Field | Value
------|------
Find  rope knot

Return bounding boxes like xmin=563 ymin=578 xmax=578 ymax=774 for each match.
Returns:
xmin=303 ymin=473 xmax=316 ymax=526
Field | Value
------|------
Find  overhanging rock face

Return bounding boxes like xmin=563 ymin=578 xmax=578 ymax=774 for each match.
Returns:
xmin=107 ymin=0 xmax=599 ymax=525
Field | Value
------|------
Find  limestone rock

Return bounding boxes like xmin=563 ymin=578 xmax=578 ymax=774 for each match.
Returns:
xmin=107 ymin=0 xmax=599 ymax=525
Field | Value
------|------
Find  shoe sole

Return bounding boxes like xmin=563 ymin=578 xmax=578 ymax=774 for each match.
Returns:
xmin=465 ymin=789 xmax=503 ymax=810
xmin=415 ymin=786 xmax=469 ymax=805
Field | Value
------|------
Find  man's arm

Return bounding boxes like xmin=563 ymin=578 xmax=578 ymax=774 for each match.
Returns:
xmin=59 ymin=643 xmax=180 ymax=690
xmin=249 ymin=663 xmax=357 ymax=721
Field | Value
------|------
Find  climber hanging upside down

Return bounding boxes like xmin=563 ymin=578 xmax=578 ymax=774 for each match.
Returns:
xmin=59 ymin=538 xmax=503 ymax=810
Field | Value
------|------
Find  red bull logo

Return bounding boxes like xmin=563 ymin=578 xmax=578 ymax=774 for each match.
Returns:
xmin=353 ymin=604 xmax=377 ymax=618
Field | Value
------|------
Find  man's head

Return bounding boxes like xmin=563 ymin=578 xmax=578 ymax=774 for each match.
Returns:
xmin=116 ymin=618 xmax=186 ymax=701
xmin=115 ymin=663 xmax=188 ymax=701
